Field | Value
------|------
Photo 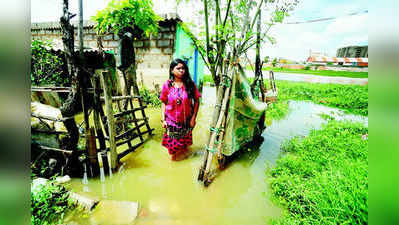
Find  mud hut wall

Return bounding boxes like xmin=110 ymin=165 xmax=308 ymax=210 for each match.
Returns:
xmin=31 ymin=21 xmax=176 ymax=93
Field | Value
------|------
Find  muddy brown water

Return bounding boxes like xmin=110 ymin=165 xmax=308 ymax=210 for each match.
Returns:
xmin=65 ymin=87 xmax=367 ymax=225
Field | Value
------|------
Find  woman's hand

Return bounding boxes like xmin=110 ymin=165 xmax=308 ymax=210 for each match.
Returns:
xmin=162 ymin=120 xmax=168 ymax=128
xmin=189 ymin=117 xmax=196 ymax=128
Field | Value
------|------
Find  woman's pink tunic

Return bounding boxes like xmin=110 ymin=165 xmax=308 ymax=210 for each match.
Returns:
xmin=159 ymin=80 xmax=201 ymax=155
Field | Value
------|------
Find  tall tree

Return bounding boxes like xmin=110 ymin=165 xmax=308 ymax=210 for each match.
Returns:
xmin=180 ymin=0 xmax=298 ymax=88
xmin=93 ymin=0 xmax=161 ymax=101
xmin=179 ymin=0 xmax=299 ymax=185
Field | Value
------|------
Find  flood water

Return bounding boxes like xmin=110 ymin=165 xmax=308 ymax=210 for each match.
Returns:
xmin=66 ymin=86 xmax=367 ymax=225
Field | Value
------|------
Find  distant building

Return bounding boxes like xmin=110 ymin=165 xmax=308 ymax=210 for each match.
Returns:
xmin=306 ymin=56 xmax=368 ymax=67
xmin=336 ymin=45 xmax=368 ymax=58
xmin=306 ymin=46 xmax=368 ymax=67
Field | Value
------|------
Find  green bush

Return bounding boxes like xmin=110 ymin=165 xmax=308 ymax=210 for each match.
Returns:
xmin=31 ymin=40 xmax=69 ymax=86
xmin=31 ymin=181 xmax=73 ymax=225
xmin=139 ymin=87 xmax=162 ymax=107
xmin=269 ymin=121 xmax=368 ymax=224
xmin=93 ymin=0 xmax=161 ymax=36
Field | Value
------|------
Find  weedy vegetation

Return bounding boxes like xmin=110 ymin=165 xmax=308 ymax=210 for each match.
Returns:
xmin=31 ymin=180 xmax=74 ymax=225
xmin=268 ymin=121 xmax=368 ymax=224
xmin=276 ymin=80 xmax=368 ymax=116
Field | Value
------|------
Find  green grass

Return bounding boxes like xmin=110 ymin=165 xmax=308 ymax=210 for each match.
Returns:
xmin=276 ymin=80 xmax=368 ymax=116
xmin=265 ymin=100 xmax=289 ymax=125
xmin=268 ymin=120 xmax=368 ymax=224
xmin=245 ymin=66 xmax=368 ymax=78
xmin=203 ymin=75 xmax=368 ymax=116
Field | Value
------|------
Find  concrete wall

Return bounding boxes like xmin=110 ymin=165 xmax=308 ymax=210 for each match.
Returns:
xmin=31 ymin=18 xmax=178 ymax=91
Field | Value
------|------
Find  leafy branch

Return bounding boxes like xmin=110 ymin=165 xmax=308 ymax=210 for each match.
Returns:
xmin=92 ymin=0 xmax=162 ymax=36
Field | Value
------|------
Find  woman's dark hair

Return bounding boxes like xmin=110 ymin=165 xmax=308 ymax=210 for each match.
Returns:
xmin=169 ymin=58 xmax=196 ymax=101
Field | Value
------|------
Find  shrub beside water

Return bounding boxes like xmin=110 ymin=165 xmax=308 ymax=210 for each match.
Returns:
xmin=276 ymin=80 xmax=368 ymax=116
xmin=31 ymin=181 xmax=74 ymax=225
xmin=268 ymin=121 xmax=368 ymax=224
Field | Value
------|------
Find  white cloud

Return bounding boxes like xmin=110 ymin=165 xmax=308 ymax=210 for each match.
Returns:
xmin=325 ymin=14 xmax=368 ymax=36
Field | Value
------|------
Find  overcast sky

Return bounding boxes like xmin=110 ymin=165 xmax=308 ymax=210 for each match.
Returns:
xmin=31 ymin=0 xmax=368 ymax=61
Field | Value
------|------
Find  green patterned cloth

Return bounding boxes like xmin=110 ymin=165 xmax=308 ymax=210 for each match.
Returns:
xmin=221 ymin=67 xmax=268 ymax=156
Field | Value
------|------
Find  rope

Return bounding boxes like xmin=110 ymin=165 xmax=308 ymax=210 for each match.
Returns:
xmin=206 ymin=145 xmax=217 ymax=153
xmin=210 ymin=127 xmax=220 ymax=134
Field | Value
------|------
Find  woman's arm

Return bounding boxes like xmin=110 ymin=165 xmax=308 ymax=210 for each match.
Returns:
xmin=190 ymin=100 xmax=199 ymax=128
xmin=161 ymin=102 xmax=167 ymax=128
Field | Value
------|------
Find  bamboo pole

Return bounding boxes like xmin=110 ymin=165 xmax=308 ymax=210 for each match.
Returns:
xmin=198 ymin=78 xmax=225 ymax=181
xmin=198 ymin=57 xmax=231 ymax=182
xmin=202 ymin=69 xmax=233 ymax=184
xmin=100 ymin=70 xmax=118 ymax=169
xmin=216 ymin=111 xmax=228 ymax=165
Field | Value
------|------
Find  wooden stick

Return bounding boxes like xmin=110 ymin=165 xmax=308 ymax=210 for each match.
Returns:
xmin=31 ymin=86 xmax=98 ymax=93
xmin=88 ymin=127 xmax=98 ymax=165
xmin=115 ymin=122 xmax=146 ymax=141
xmin=100 ymin=70 xmax=118 ymax=169
xmin=100 ymin=95 xmax=143 ymax=101
xmin=92 ymin=75 xmax=106 ymax=151
xmin=113 ymin=106 xmax=146 ymax=118
xmin=117 ymin=141 xmax=145 ymax=160
xmin=32 ymin=129 xmax=69 ymax=135
xmin=115 ymin=117 xmax=148 ymax=125
xmin=31 ymin=113 xmax=73 ymax=122
xmin=38 ymin=145 xmax=73 ymax=154
xmin=116 ymin=129 xmax=153 ymax=147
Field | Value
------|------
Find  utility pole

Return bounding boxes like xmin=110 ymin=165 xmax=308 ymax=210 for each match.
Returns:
xmin=77 ymin=0 xmax=94 ymax=176
xmin=78 ymin=0 xmax=84 ymax=54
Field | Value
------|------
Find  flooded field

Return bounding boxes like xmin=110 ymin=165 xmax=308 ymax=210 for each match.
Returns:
xmin=65 ymin=87 xmax=367 ymax=225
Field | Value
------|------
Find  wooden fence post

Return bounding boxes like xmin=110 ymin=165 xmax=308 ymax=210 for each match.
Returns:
xmin=100 ymin=70 xmax=118 ymax=169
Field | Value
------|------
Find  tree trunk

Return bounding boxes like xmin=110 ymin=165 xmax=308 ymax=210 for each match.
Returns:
xmin=60 ymin=0 xmax=79 ymax=150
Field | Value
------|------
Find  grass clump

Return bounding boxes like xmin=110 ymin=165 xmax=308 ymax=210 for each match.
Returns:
xmin=276 ymin=80 xmax=368 ymax=116
xmin=261 ymin=67 xmax=368 ymax=78
xmin=265 ymin=101 xmax=289 ymax=125
xmin=268 ymin=120 xmax=368 ymax=225
xmin=31 ymin=180 xmax=74 ymax=225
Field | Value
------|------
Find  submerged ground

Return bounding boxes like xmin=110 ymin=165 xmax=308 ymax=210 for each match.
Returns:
xmin=64 ymin=84 xmax=367 ymax=225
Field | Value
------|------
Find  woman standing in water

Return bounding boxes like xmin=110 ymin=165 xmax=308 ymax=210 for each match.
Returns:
xmin=160 ymin=58 xmax=201 ymax=161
